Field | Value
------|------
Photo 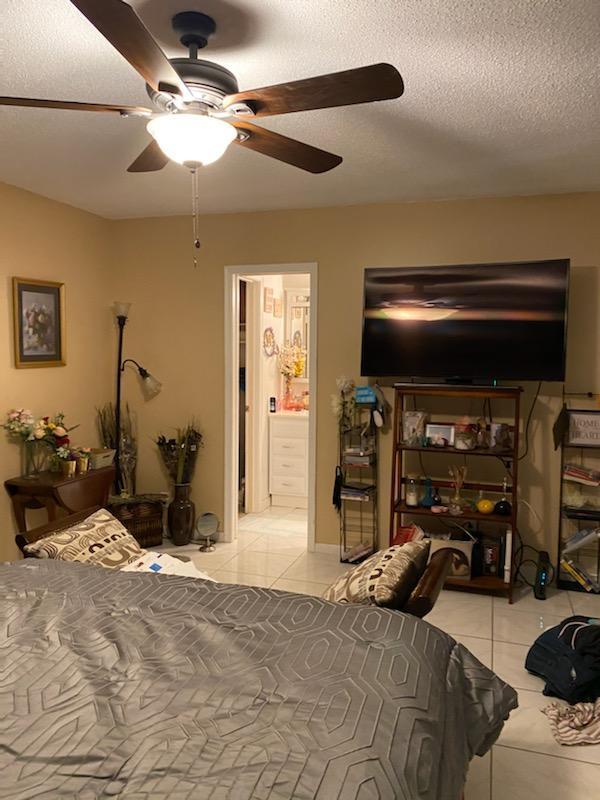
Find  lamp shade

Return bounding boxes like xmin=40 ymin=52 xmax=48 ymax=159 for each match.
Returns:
xmin=113 ymin=301 xmax=132 ymax=318
xmin=141 ymin=372 xmax=162 ymax=400
xmin=147 ymin=114 xmax=237 ymax=167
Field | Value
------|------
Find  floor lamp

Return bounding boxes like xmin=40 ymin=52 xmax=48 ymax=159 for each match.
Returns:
xmin=113 ymin=302 xmax=162 ymax=494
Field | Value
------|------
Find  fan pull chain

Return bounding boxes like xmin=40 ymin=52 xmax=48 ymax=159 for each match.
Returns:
xmin=191 ymin=168 xmax=201 ymax=268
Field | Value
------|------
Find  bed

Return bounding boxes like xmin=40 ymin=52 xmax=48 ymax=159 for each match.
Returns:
xmin=1 ymin=517 xmax=517 ymax=799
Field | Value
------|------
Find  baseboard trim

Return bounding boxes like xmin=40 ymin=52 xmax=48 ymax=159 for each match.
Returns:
xmin=314 ymin=543 xmax=339 ymax=556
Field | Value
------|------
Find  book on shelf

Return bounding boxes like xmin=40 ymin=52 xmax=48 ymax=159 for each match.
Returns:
xmin=343 ymin=446 xmax=374 ymax=457
xmin=482 ymin=536 xmax=501 ymax=576
xmin=392 ymin=523 xmax=425 ymax=546
xmin=340 ymin=482 xmax=375 ymax=502
xmin=342 ymin=542 xmax=375 ymax=563
xmin=343 ymin=454 xmax=373 ymax=466
xmin=562 ymin=527 xmax=600 ymax=555
xmin=563 ymin=463 xmax=600 ymax=487
xmin=560 ymin=558 xmax=600 ymax=592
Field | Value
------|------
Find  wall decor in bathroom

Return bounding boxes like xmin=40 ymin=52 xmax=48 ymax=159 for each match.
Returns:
xmin=263 ymin=287 xmax=273 ymax=313
xmin=263 ymin=327 xmax=277 ymax=357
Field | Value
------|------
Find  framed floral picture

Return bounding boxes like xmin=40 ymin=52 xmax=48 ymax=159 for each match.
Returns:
xmin=13 ymin=277 xmax=65 ymax=368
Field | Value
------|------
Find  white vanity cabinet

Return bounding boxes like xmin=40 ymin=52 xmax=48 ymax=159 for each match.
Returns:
xmin=269 ymin=413 xmax=309 ymax=507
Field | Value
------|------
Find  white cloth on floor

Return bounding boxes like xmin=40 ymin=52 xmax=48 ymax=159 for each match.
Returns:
xmin=542 ymin=698 xmax=600 ymax=745
xmin=121 ymin=551 xmax=214 ymax=581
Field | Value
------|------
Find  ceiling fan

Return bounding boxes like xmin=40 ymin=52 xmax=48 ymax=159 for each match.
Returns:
xmin=0 ymin=0 xmax=404 ymax=175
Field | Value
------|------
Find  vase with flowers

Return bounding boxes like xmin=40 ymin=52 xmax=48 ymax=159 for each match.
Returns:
xmin=278 ymin=343 xmax=307 ymax=410
xmin=156 ymin=423 xmax=203 ymax=545
xmin=56 ymin=446 xmax=78 ymax=478
xmin=3 ymin=409 xmax=79 ymax=478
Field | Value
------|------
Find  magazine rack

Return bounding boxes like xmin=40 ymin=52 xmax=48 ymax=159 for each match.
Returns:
xmin=557 ymin=408 xmax=600 ymax=593
xmin=338 ymin=401 xmax=379 ymax=564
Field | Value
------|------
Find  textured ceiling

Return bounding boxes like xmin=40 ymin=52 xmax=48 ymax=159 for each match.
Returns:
xmin=1 ymin=0 xmax=599 ymax=219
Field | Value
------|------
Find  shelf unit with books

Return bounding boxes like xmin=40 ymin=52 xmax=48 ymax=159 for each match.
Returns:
xmin=389 ymin=383 xmax=522 ymax=603
xmin=557 ymin=408 xmax=600 ymax=594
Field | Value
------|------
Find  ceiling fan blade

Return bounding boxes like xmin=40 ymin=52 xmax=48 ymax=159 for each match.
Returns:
xmin=223 ymin=63 xmax=403 ymax=117
xmin=0 ymin=96 xmax=152 ymax=115
xmin=127 ymin=140 xmax=169 ymax=173
xmin=70 ymin=0 xmax=191 ymax=98
xmin=231 ymin=120 xmax=342 ymax=173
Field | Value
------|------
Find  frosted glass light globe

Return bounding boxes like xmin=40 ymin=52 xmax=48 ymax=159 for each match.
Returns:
xmin=147 ymin=114 xmax=237 ymax=167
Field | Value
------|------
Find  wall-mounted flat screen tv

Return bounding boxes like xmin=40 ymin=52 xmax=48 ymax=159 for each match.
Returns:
xmin=360 ymin=259 xmax=569 ymax=381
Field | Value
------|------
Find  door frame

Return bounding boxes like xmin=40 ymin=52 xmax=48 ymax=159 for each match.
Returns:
xmin=224 ymin=262 xmax=318 ymax=548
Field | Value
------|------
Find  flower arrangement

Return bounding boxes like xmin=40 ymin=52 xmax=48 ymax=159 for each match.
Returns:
xmin=278 ymin=343 xmax=306 ymax=381
xmin=4 ymin=409 xmax=77 ymax=449
xmin=55 ymin=445 xmax=77 ymax=461
xmin=4 ymin=408 xmax=79 ymax=476
xmin=156 ymin=423 xmax=203 ymax=485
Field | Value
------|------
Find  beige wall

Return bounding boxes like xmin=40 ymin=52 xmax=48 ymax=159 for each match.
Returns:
xmin=1 ymin=186 xmax=599 ymax=561
xmin=0 ymin=182 xmax=113 ymax=560
xmin=110 ymin=192 xmax=600 ymax=557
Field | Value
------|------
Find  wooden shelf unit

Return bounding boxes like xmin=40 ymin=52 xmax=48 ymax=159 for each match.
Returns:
xmin=389 ymin=383 xmax=522 ymax=602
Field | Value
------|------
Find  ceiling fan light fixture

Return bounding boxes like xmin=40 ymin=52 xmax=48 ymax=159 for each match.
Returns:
xmin=146 ymin=113 xmax=236 ymax=166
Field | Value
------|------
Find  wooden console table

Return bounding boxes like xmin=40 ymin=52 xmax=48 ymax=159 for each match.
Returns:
xmin=4 ymin=467 xmax=115 ymax=532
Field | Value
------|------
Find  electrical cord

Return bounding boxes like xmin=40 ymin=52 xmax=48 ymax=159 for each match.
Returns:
xmin=518 ymin=381 xmax=542 ymax=461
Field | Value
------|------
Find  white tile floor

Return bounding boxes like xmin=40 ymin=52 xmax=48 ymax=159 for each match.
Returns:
xmin=159 ymin=513 xmax=600 ymax=799
xmin=428 ymin=585 xmax=600 ymax=799
xmin=159 ymin=506 xmax=351 ymax=596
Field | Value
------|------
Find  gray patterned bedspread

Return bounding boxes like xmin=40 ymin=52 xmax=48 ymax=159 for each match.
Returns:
xmin=0 ymin=560 xmax=517 ymax=799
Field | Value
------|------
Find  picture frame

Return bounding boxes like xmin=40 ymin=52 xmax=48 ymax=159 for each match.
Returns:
xmin=263 ymin=286 xmax=273 ymax=313
xmin=262 ymin=327 xmax=277 ymax=357
xmin=273 ymin=297 xmax=282 ymax=318
xmin=12 ymin=277 xmax=65 ymax=368
xmin=567 ymin=410 xmax=600 ymax=447
xmin=425 ymin=422 xmax=455 ymax=447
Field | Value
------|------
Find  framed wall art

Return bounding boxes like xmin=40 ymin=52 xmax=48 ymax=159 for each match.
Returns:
xmin=567 ymin=410 xmax=600 ymax=447
xmin=263 ymin=286 xmax=273 ymax=314
xmin=13 ymin=277 xmax=65 ymax=368
xmin=273 ymin=297 xmax=282 ymax=318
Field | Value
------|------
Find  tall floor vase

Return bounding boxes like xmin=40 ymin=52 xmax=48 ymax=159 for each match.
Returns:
xmin=168 ymin=484 xmax=195 ymax=545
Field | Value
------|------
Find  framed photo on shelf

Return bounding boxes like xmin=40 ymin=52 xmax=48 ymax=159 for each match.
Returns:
xmin=567 ymin=410 xmax=600 ymax=447
xmin=425 ymin=422 xmax=455 ymax=447
xmin=12 ymin=277 xmax=65 ymax=368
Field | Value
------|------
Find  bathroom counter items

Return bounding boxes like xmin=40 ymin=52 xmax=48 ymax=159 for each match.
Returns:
xmin=269 ymin=413 xmax=309 ymax=508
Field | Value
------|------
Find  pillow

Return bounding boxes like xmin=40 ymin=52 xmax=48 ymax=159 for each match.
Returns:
xmin=24 ymin=508 xmax=145 ymax=569
xmin=322 ymin=540 xmax=430 ymax=609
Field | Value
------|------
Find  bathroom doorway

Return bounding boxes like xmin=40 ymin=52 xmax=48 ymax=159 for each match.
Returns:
xmin=224 ymin=263 xmax=317 ymax=552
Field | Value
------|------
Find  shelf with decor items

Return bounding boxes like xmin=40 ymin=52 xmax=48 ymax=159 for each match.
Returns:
xmin=556 ymin=407 xmax=600 ymax=594
xmin=389 ymin=383 xmax=522 ymax=603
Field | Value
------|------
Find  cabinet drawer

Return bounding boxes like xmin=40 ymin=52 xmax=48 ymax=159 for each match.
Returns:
xmin=270 ymin=475 xmax=306 ymax=496
xmin=270 ymin=419 xmax=308 ymax=439
xmin=271 ymin=454 xmax=306 ymax=478
xmin=272 ymin=437 xmax=306 ymax=457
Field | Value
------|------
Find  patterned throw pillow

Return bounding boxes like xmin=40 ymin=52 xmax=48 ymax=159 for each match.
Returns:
xmin=24 ymin=508 xmax=145 ymax=569
xmin=322 ymin=541 xmax=431 ymax=609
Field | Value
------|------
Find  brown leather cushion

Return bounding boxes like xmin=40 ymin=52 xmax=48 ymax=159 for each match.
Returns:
xmin=322 ymin=541 xmax=431 ymax=609
xmin=23 ymin=508 xmax=145 ymax=569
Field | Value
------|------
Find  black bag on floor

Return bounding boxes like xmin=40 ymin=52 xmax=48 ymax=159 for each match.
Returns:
xmin=525 ymin=615 xmax=600 ymax=704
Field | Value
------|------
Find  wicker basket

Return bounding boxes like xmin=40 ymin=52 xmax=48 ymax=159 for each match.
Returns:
xmin=108 ymin=495 xmax=165 ymax=548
